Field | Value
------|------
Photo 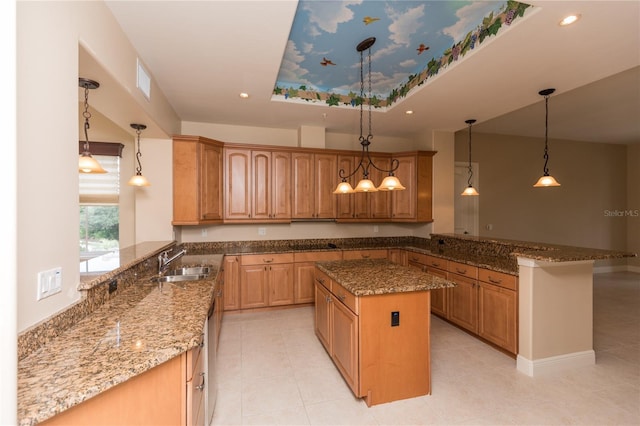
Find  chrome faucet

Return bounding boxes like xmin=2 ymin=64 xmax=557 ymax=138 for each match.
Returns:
xmin=158 ymin=248 xmax=187 ymax=274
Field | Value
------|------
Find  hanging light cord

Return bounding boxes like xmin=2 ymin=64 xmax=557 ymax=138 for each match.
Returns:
xmin=338 ymin=39 xmax=399 ymax=182
xmin=467 ymin=120 xmax=474 ymax=187
xmin=134 ymin=127 xmax=143 ymax=174
xmin=542 ymin=92 xmax=551 ymax=176
xmin=82 ymin=84 xmax=92 ymax=153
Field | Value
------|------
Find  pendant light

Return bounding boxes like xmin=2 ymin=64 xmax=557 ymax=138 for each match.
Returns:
xmin=333 ymin=37 xmax=405 ymax=194
xmin=127 ymin=123 xmax=151 ymax=187
xmin=461 ymin=119 xmax=479 ymax=196
xmin=533 ymin=88 xmax=561 ymax=187
xmin=78 ymin=78 xmax=107 ymax=174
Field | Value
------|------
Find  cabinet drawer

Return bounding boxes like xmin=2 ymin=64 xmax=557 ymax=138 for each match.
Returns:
xmin=342 ymin=249 xmax=388 ymax=260
xmin=294 ymin=251 xmax=342 ymax=262
xmin=241 ymin=253 xmax=294 ymax=265
xmin=406 ymin=251 xmax=428 ymax=265
xmin=447 ymin=260 xmax=478 ymax=279
xmin=478 ymin=268 xmax=517 ymax=291
xmin=425 ymin=255 xmax=447 ymax=270
xmin=315 ymin=269 xmax=332 ymax=290
xmin=331 ymin=281 xmax=358 ymax=315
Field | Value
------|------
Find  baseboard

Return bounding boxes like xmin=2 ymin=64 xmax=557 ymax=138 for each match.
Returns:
xmin=593 ymin=264 xmax=639 ymax=274
xmin=516 ymin=350 xmax=595 ymax=377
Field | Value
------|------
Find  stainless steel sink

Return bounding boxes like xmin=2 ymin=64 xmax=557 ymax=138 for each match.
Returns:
xmin=166 ymin=266 xmax=210 ymax=276
xmin=153 ymin=266 xmax=211 ymax=283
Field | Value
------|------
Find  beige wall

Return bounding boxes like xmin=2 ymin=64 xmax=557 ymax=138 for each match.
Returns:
xmin=454 ymin=131 xmax=634 ymax=265
xmin=627 ymin=144 xmax=640 ymax=271
xmin=17 ymin=1 xmax=178 ymax=332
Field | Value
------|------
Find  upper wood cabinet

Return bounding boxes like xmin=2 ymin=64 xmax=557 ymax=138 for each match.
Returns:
xmin=223 ymin=146 xmax=291 ymax=222
xmin=291 ymin=152 xmax=336 ymax=219
xmin=391 ymin=151 xmax=435 ymax=222
xmin=172 ymin=135 xmax=224 ymax=225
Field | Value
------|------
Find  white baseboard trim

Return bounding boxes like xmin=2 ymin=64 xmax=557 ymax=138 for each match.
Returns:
xmin=593 ymin=264 xmax=639 ymax=274
xmin=517 ymin=350 xmax=596 ymax=377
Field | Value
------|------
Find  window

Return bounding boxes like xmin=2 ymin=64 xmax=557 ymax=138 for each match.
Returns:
xmin=79 ymin=153 xmax=121 ymax=263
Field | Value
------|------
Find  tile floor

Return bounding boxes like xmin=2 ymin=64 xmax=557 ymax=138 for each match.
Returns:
xmin=212 ymin=271 xmax=639 ymax=425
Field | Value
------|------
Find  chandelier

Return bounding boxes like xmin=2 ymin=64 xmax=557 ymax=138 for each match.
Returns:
xmin=78 ymin=78 xmax=107 ymax=174
xmin=461 ymin=119 xmax=479 ymax=196
xmin=533 ymin=88 xmax=561 ymax=187
xmin=333 ymin=37 xmax=405 ymax=194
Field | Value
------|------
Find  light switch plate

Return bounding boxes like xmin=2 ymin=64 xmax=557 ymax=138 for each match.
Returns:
xmin=37 ymin=267 xmax=62 ymax=301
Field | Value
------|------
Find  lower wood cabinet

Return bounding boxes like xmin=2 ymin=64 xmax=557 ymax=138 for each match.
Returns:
xmin=478 ymin=269 xmax=518 ymax=354
xmin=240 ymin=253 xmax=294 ymax=308
xmin=294 ymin=251 xmax=342 ymax=304
xmin=223 ymin=255 xmax=240 ymax=311
xmin=314 ymin=267 xmax=431 ymax=407
xmin=42 ymin=342 xmax=206 ymax=426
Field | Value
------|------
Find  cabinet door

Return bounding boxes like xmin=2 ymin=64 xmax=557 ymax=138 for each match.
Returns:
xmin=199 ymin=143 xmax=223 ymax=221
xmin=271 ymin=151 xmax=291 ymax=219
xmin=425 ymin=266 xmax=448 ymax=318
xmin=331 ymin=299 xmax=359 ymax=395
xmin=478 ymin=282 xmax=517 ymax=354
xmin=223 ymin=256 xmax=240 ymax=311
xmin=268 ymin=263 xmax=294 ymax=306
xmin=368 ymin=155 xmax=391 ymax=219
xmin=314 ymin=153 xmax=337 ymax=218
xmin=251 ymin=151 xmax=271 ymax=219
xmin=291 ymin=152 xmax=314 ymax=218
xmin=447 ymin=273 xmax=478 ymax=333
xmin=335 ymin=155 xmax=356 ymax=219
xmin=240 ymin=265 xmax=268 ymax=309
xmin=294 ymin=262 xmax=316 ymax=304
xmin=391 ymin=155 xmax=416 ymax=220
xmin=224 ymin=148 xmax=251 ymax=220
xmin=314 ymin=282 xmax=331 ymax=352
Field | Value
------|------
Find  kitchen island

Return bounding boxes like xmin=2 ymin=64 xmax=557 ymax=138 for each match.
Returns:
xmin=314 ymin=259 xmax=454 ymax=406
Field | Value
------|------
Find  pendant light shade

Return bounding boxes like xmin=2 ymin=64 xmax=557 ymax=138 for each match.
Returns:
xmin=78 ymin=78 xmax=107 ymax=174
xmin=334 ymin=37 xmax=405 ymax=195
xmin=461 ymin=119 xmax=479 ymax=196
xmin=533 ymin=88 xmax=561 ymax=187
xmin=127 ymin=123 xmax=151 ymax=187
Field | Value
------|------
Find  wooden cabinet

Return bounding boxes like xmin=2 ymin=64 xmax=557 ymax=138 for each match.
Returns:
xmin=43 ymin=343 xmax=205 ymax=426
xmin=447 ymin=261 xmax=479 ymax=333
xmin=424 ymin=255 xmax=448 ymax=318
xmin=173 ymin=135 xmax=224 ymax=225
xmin=387 ymin=248 xmax=407 ymax=266
xmin=478 ymin=269 xmax=518 ymax=354
xmin=224 ymin=147 xmax=291 ymax=222
xmin=293 ymin=251 xmax=342 ymax=304
xmin=240 ymin=253 xmax=294 ymax=308
xmin=314 ymin=266 xmax=431 ymax=406
xmin=342 ymin=249 xmax=388 ymax=260
xmin=223 ymin=255 xmax=240 ymax=311
xmin=391 ymin=151 xmax=435 ymax=222
xmin=291 ymin=152 xmax=336 ymax=219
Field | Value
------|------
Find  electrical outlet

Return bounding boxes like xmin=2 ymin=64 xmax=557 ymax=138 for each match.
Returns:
xmin=108 ymin=280 xmax=118 ymax=294
xmin=373 ymin=225 xmax=379 ymax=233
xmin=37 ymin=267 xmax=62 ymax=301
xmin=201 ymin=228 xmax=208 ymax=237
xmin=258 ymin=227 xmax=266 ymax=236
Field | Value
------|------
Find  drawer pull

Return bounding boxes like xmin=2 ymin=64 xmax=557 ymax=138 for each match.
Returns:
xmin=196 ymin=373 xmax=205 ymax=391
xmin=337 ymin=294 xmax=346 ymax=302
xmin=488 ymin=276 xmax=503 ymax=284
xmin=456 ymin=268 xmax=467 ymax=274
xmin=361 ymin=254 xmax=370 ymax=259
xmin=317 ymin=278 xmax=325 ymax=285
xmin=263 ymin=258 xmax=274 ymax=263
xmin=411 ymin=257 xmax=419 ymax=262
xmin=431 ymin=262 xmax=440 ymax=267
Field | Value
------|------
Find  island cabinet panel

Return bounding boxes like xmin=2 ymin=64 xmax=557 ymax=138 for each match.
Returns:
xmin=314 ymin=265 xmax=432 ymax=407
xmin=294 ymin=251 xmax=342 ymax=304
xmin=42 ymin=345 xmax=204 ymax=426
xmin=173 ymin=135 xmax=224 ymax=225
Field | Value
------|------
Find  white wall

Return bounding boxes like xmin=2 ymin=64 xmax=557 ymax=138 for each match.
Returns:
xmin=17 ymin=1 xmax=179 ymax=332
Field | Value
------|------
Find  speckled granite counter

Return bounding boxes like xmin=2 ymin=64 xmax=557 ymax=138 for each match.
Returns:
xmin=17 ymin=254 xmax=222 ymax=426
xmin=316 ymin=259 xmax=455 ymax=296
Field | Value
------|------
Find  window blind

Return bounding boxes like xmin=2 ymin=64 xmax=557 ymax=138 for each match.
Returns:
xmin=79 ymin=155 xmax=120 ymax=204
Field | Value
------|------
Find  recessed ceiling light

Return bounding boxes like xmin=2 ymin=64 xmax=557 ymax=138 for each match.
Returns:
xmin=559 ymin=14 xmax=580 ymax=26
xmin=239 ymin=92 xmax=249 ymax=98
xmin=405 ymin=110 xmax=414 ymax=115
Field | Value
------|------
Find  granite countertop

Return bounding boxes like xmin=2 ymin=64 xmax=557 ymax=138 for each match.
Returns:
xmin=17 ymin=254 xmax=222 ymax=426
xmin=316 ymin=259 xmax=456 ymax=296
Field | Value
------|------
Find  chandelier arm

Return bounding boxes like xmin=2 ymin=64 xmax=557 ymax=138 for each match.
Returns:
xmin=367 ymin=156 xmax=400 ymax=175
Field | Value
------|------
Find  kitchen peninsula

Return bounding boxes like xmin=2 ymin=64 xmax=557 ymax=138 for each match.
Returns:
xmin=314 ymin=259 xmax=454 ymax=406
